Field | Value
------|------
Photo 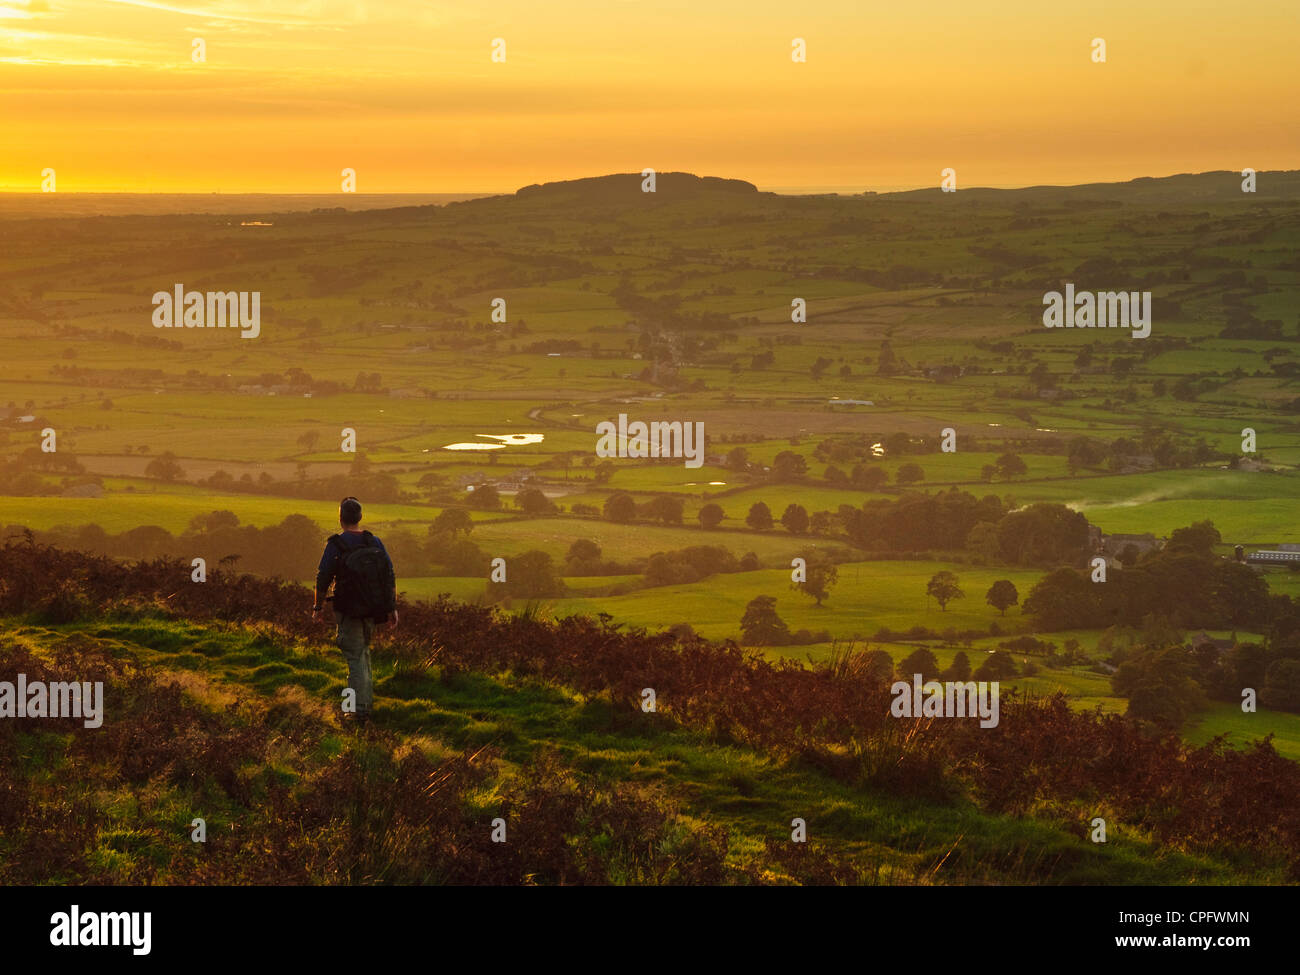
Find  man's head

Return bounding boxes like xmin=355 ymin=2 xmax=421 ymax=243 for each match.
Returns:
xmin=340 ymin=496 xmax=362 ymax=528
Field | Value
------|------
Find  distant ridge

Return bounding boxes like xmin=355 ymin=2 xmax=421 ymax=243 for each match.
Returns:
xmin=3 ymin=170 xmax=1297 ymax=222
xmin=0 ymin=192 xmax=493 ymax=220
xmin=877 ymin=170 xmax=1300 ymax=204
xmin=514 ymin=172 xmax=763 ymax=203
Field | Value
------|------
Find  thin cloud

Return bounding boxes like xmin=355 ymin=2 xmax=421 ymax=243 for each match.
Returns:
xmin=100 ymin=0 xmax=353 ymax=28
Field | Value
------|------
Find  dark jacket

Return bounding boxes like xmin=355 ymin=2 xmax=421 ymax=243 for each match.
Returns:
xmin=314 ymin=529 xmax=395 ymax=615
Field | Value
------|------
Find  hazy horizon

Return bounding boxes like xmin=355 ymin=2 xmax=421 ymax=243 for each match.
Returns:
xmin=1 ymin=168 xmax=1287 ymax=201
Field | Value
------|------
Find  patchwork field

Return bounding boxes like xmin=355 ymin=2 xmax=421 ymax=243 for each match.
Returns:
xmin=4 ymin=171 xmax=1300 ymax=887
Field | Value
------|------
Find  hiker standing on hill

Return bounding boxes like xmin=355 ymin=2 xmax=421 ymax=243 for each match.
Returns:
xmin=311 ymin=497 xmax=397 ymax=726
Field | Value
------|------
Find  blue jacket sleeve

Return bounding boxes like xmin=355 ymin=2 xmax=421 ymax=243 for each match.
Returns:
xmin=375 ymin=538 xmax=397 ymax=589
xmin=314 ymin=538 xmax=339 ymax=607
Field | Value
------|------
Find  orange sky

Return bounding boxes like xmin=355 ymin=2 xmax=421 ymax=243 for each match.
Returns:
xmin=2 ymin=0 xmax=1297 ymax=192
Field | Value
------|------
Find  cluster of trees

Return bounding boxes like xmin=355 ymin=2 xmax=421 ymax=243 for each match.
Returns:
xmin=1022 ymin=523 xmax=1266 ymax=631
xmin=598 ymin=484 xmax=1090 ymax=573
xmin=741 ymin=501 xmax=834 ymax=535
xmin=844 ymin=490 xmax=1004 ymax=553
xmin=421 ymin=522 xmax=762 ymax=593
xmin=602 ymin=492 xmax=686 ymax=525
xmin=1065 ymin=431 xmax=1216 ymax=473
xmin=727 ymin=444 xmax=892 ymax=490
xmin=561 ymin=538 xmax=637 ymax=576
xmin=1105 ymin=625 xmax=1300 ymax=728
xmin=611 ymin=285 xmax=739 ymax=333
xmin=182 ymin=452 xmax=407 ymax=504
xmin=889 ymin=646 xmax=1027 ymax=683
xmin=841 ymin=492 xmax=1090 ymax=567
xmin=12 ymin=507 xmax=512 ymax=584
xmin=0 ymin=447 xmax=89 ymax=496
xmin=7 ymin=511 xmax=324 ymax=580
xmin=644 ymin=545 xmax=758 ymax=586
xmin=485 ymin=550 xmax=565 ymax=601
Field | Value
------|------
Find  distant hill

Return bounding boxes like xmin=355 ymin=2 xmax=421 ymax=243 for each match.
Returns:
xmin=881 ymin=170 xmax=1300 ymax=204
xmin=515 ymin=171 xmax=763 ymax=205
xmin=5 ymin=170 xmax=1296 ymax=223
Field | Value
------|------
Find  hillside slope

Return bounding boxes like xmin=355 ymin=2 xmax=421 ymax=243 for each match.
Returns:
xmin=2 ymin=542 xmax=1297 ymax=884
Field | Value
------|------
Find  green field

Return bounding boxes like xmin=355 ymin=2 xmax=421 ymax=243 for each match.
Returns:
xmin=540 ymin=561 xmax=1043 ymax=640
xmin=0 ymin=488 xmax=502 ymax=535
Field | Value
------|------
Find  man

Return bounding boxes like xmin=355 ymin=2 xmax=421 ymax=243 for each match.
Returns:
xmin=312 ymin=497 xmax=397 ymax=726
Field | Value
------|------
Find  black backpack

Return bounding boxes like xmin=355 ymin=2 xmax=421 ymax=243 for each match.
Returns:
xmin=330 ymin=531 xmax=395 ymax=621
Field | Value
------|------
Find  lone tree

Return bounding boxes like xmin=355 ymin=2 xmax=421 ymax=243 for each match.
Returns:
xmin=515 ymin=487 xmax=554 ymax=515
xmin=772 ymin=451 xmax=808 ymax=481
xmin=746 ymin=501 xmax=773 ymax=530
xmin=603 ymin=492 xmax=637 ymax=523
xmin=975 ymin=650 xmax=1020 ymax=681
xmin=144 ymin=451 xmax=185 ymax=482
xmin=896 ymin=462 xmax=925 ymax=486
xmin=863 ymin=650 xmax=896 ymax=684
xmin=1111 ymin=646 xmax=1207 ymax=730
xmin=469 ymin=484 xmax=501 ymax=510
xmin=417 ymin=471 xmax=446 ymax=501
xmin=698 ymin=502 xmax=725 ymax=529
xmin=793 ymin=556 xmax=838 ymax=606
xmin=430 ymin=507 xmax=474 ymax=538
xmin=985 ymin=579 xmax=1019 ymax=616
xmin=995 ymin=452 xmax=1028 ymax=479
xmin=740 ymin=595 xmax=790 ymax=646
xmin=852 ymin=465 xmax=888 ymax=490
xmin=897 ymin=647 xmax=940 ymax=682
xmin=943 ymin=651 xmax=972 ymax=681
xmin=926 ymin=570 xmax=964 ymax=611
xmin=641 ymin=495 xmax=684 ymax=525
xmin=566 ymin=538 xmax=601 ymax=563
xmin=485 ymin=549 xmax=565 ymax=602
xmin=1166 ymin=519 xmax=1221 ymax=556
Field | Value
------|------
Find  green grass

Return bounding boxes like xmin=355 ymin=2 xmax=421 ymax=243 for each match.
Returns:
xmin=0 ymin=487 xmax=507 ymax=534
xmin=542 ymin=561 xmax=1044 ymax=640
xmin=1184 ymin=702 xmax=1300 ymax=762
xmin=2 ymin=612 xmax=1274 ymax=883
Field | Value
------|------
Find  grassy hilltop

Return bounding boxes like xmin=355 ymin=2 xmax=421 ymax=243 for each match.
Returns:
xmin=2 ymin=543 xmax=1298 ymax=885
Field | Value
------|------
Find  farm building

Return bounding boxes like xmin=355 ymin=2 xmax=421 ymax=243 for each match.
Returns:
xmin=1246 ymin=549 xmax=1300 ymax=565
xmin=1095 ymin=531 xmax=1163 ymax=566
xmin=1190 ymin=631 xmax=1235 ymax=657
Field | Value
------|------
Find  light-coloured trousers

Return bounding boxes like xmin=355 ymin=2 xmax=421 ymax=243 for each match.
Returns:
xmin=334 ymin=610 xmax=375 ymax=715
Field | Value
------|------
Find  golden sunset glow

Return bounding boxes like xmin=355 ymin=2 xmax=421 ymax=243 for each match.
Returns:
xmin=1 ymin=0 xmax=1297 ymax=191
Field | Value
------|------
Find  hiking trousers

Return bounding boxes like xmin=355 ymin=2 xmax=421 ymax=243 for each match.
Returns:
xmin=333 ymin=610 xmax=375 ymax=716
